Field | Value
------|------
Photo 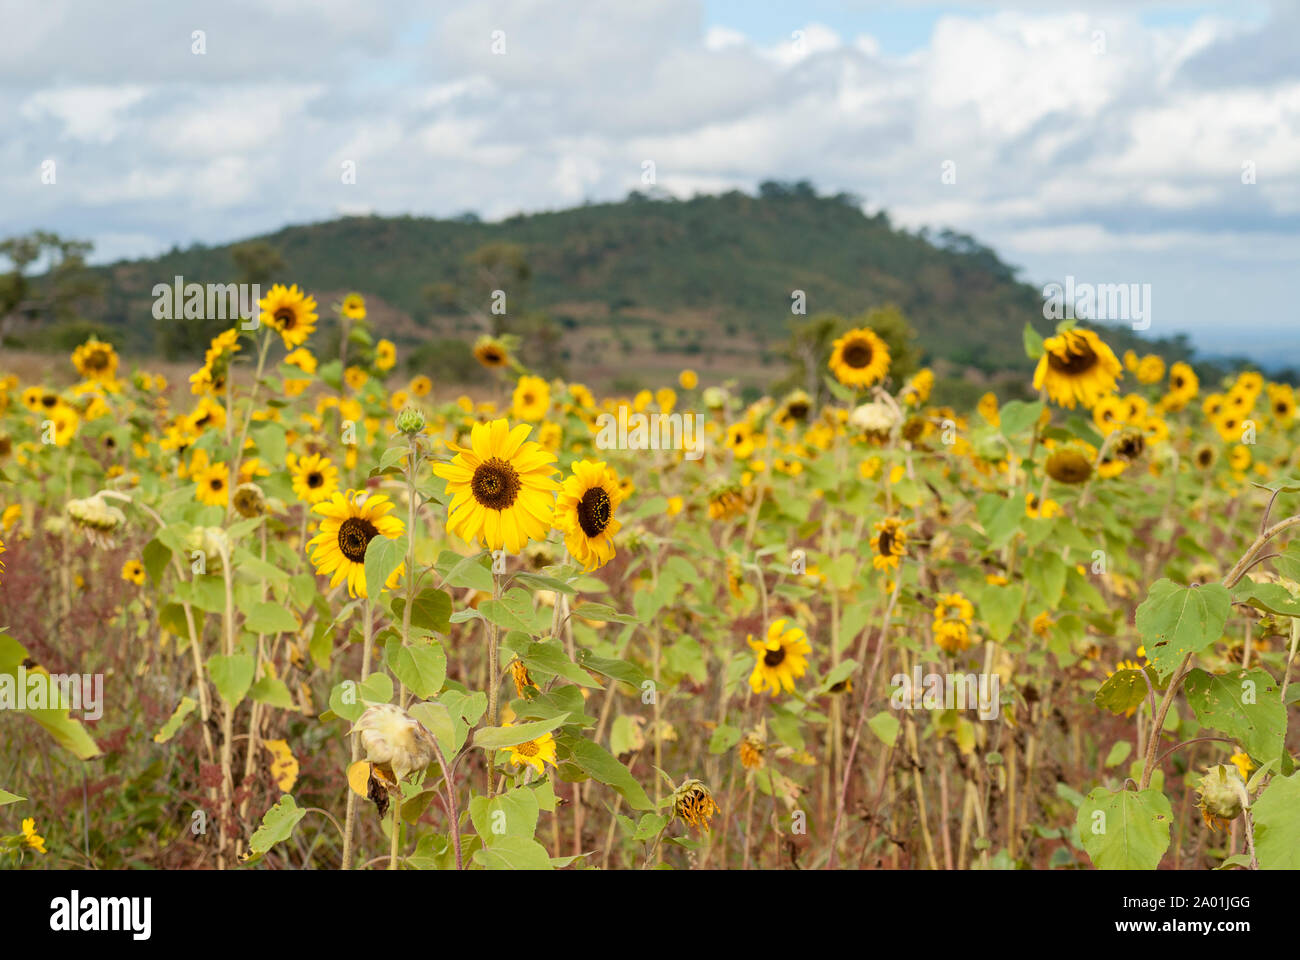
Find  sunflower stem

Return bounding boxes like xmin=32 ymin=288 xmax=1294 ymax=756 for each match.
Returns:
xmin=341 ymin=599 xmax=373 ymax=870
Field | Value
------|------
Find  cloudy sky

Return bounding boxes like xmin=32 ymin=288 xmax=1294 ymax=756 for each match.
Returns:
xmin=4 ymin=0 xmax=1298 ymax=364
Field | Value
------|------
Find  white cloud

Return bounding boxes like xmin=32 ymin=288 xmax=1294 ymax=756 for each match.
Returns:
xmin=2 ymin=0 xmax=1296 ymax=359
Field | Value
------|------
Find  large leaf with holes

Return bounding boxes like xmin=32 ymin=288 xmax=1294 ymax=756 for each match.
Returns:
xmin=1076 ymin=787 xmax=1173 ymax=870
xmin=1134 ymin=580 xmax=1230 ymax=676
xmin=1183 ymin=667 xmax=1286 ymax=764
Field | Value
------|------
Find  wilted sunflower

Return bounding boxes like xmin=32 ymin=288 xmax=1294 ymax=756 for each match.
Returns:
xmin=1032 ymin=327 xmax=1122 ymax=409
xmin=259 ymin=284 xmax=318 ymax=349
xmin=72 ymin=338 xmax=119 ymax=383
xmin=512 ymin=375 xmax=551 ymax=421
xmin=1113 ymin=427 xmax=1146 ymax=462
xmin=473 ymin=335 xmax=509 ymax=369
xmin=554 ymin=459 xmax=623 ymax=571
xmin=193 ymin=460 xmax=230 ymax=507
xmin=672 ymin=779 xmax=719 ymax=833
xmin=501 ymin=726 xmax=558 ymax=776
xmin=509 ymin=659 xmax=537 ymax=697
xmin=828 ymin=327 xmax=890 ymax=388
xmin=307 ymin=490 xmax=406 ymax=598
xmin=747 ymin=619 xmax=812 ymax=696
xmin=432 ymin=418 xmax=558 ymax=554
xmin=1045 ymin=447 xmax=1093 ymax=484
xmin=870 ymin=516 xmax=908 ymax=571
xmin=707 ymin=484 xmax=748 ymax=521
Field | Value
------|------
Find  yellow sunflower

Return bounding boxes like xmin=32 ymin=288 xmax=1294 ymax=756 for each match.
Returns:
xmin=933 ymin=592 xmax=975 ymax=654
xmin=21 ymin=817 xmax=46 ymax=854
xmin=870 ymin=516 xmax=907 ymax=571
xmin=341 ymin=292 xmax=366 ymax=320
xmin=344 ymin=366 xmax=368 ymax=391
xmin=374 ymin=339 xmax=396 ymax=373
xmin=1032 ymin=327 xmax=1122 ymax=409
xmin=409 ymin=375 xmax=433 ymax=397
xmin=501 ymin=726 xmax=558 ymax=775
xmin=289 ymin=452 xmax=340 ymax=505
xmin=554 ymin=459 xmax=623 ymax=571
xmin=828 ymin=327 xmax=890 ymax=389
xmin=747 ymin=619 xmax=812 ymax=696
xmin=72 ymin=338 xmax=119 ymax=383
xmin=193 ymin=460 xmax=230 ymax=507
xmin=473 ymin=336 xmax=509 ymax=369
xmin=121 ymin=559 xmax=145 ymax=585
xmin=259 ymin=284 xmax=318 ymax=349
xmin=512 ymin=375 xmax=551 ymax=421
xmin=432 ymin=418 xmax=558 ymax=554
xmin=306 ymin=490 xmax=406 ymax=598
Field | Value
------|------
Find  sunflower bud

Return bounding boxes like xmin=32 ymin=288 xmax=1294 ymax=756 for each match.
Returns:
xmin=66 ymin=493 xmax=126 ymax=548
xmin=1045 ymin=448 xmax=1093 ymax=484
xmin=1196 ymin=764 xmax=1246 ymax=832
xmin=231 ymin=482 xmax=267 ymax=518
xmin=396 ymin=405 xmax=426 ymax=436
xmin=671 ymin=778 xmax=719 ymax=833
xmin=702 ymin=386 xmax=727 ymax=411
xmin=350 ymin=703 xmax=437 ymax=784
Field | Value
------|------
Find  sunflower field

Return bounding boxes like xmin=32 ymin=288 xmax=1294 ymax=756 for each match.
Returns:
xmin=2 ymin=289 xmax=1300 ymax=872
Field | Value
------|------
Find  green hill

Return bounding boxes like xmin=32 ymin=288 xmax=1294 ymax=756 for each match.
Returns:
xmin=24 ymin=183 xmax=1195 ymax=396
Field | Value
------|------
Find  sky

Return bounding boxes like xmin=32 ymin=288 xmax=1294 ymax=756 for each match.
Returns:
xmin=3 ymin=0 xmax=1298 ymax=366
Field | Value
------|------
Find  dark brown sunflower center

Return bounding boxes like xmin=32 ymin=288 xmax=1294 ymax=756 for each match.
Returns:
xmin=338 ymin=516 xmax=378 ymax=563
xmin=577 ymin=487 xmax=612 ymax=537
xmin=481 ymin=348 xmax=504 ymax=365
xmin=1117 ymin=433 xmax=1145 ymax=460
xmin=471 ymin=457 xmax=521 ymax=510
xmin=843 ymin=341 xmax=873 ymax=369
xmin=764 ymin=647 xmax=786 ymax=667
xmin=787 ymin=401 xmax=809 ymax=420
xmin=1197 ymin=449 xmax=1213 ymax=466
xmin=1047 ymin=341 xmax=1098 ymax=375
xmin=307 ymin=471 xmax=324 ymax=488
xmin=41 ymin=395 xmax=57 ymax=408
xmin=1172 ymin=375 xmax=1185 ymax=390
xmin=878 ymin=529 xmax=896 ymax=555
xmin=1277 ymin=401 xmax=1290 ymax=414
xmin=209 ymin=478 xmax=224 ymax=491
xmin=274 ymin=308 xmax=297 ymax=329
xmin=85 ymin=351 xmax=110 ymax=371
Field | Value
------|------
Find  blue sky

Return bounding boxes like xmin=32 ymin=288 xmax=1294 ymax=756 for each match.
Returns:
xmin=4 ymin=0 xmax=1298 ymax=366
